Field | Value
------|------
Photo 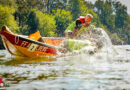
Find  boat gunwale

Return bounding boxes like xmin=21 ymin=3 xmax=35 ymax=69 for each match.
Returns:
xmin=0 ymin=31 xmax=63 ymax=50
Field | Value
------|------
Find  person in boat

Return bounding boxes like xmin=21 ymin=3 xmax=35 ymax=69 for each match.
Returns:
xmin=65 ymin=14 xmax=93 ymax=39
xmin=28 ymin=30 xmax=44 ymax=42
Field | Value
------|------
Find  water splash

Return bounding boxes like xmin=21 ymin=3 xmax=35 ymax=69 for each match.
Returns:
xmin=59 ymin=25 xmax=117 ymax=58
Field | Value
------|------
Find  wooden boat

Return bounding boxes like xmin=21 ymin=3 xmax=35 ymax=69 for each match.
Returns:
xmin=0 ymin=26 xmax=66 ymax=57
xmin=0 ymin=26 xmax=93 ymax=58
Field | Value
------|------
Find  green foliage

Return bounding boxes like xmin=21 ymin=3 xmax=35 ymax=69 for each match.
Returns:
xmin=65 ymin=21 xmax=75 ymax=33
xmin=26 ymin=11 xmax=39 ymax=34
xmin=69 ymin=0 xmax=80 ymax=20
xmin=26 ymin=0 xmax=45 ymax=11
xmin=0 ymin=0 xmax=130 ymax=46
xmin=123 ymin=15 xmax=130 ymax=44
xmin=78 ymin=0 xmax=88 ymax=15
xmin=106 ymin=15 xmax=115 ymax=32
xmin=53 ymin=9 xmax=72 ymax=36
xmin=35 ymin=10 xmax=56 ymax=37
xmin=113 ymin=1 xmax=127 ymax=29
xmin=0 ymin=5 xmax=18 ymax=33
xmin=95 ymin=0 xmax=113 ymax=25
xmin=14 ymin=0 xmax=29 ymax=34
xmin=0 ymin=0 xmax=16 ymax=7
xmin=94 ymin=0 xmax=129 ymax=44
xmin=44 ymin=0 xmax=68 ymax=13
xmin=110 ymin=33 xmax=123 ymax=45
xmin=0 ymin=5 xmax=19 ymax=49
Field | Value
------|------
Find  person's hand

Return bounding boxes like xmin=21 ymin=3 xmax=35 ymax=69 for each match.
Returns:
xmin=84 ymin=22 xmax=90 ymax=27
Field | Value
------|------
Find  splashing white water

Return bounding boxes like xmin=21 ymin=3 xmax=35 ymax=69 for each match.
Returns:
xmin=58 ymin=26 xmax=117 ymax=58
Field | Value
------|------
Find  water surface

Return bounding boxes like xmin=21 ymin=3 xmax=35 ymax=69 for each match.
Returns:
xmin=0 ymin=45 xmax=130 ymax=90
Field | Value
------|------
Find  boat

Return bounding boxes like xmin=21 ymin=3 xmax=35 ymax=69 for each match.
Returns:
xmin=0 ymin=26 xmax=93 ymax=58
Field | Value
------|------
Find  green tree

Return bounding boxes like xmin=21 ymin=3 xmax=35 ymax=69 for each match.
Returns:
xmin=123 ymin=15 xmax=130 ymax=44
xmin=94 ymin=0 xmax=113 ymax=25
xmin=52 ymin=9 xmax=72 ymax=36
xmin=44 ymin=0 xmax=68 ymax=13
xmin=26 ymin=0 xmax=45 ymax=11
xmin=35 ymin=10 xmax=56 ymax=37
xmin=0 ymin=0 xmax=16 ymax=7
xmin=14 ymin=0 xmax=29 ymax=34
xmin=14 ymin=0 xmax=46 ymax=34
xmin=68 ymin=0 xmax=80 ymax=20
xmin=113 ymin=1 xmax=127 ymax=29
xmin=0 ymin=5 xmax=18 ymax=49
xmin=106 ymin=15 xmax=115 ymax=32
xmin=0 ymin=5 xmax=18 ymax=32
xmin=26 ymin=11 xmax=39 ymax=35
xmin=85 ymin=1 xmax=94 ymax=9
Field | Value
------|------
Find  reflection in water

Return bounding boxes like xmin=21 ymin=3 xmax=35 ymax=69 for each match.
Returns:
xmin=0 ymin=45 xmax=130 ymax=89
xmin=3 ymin=56 xmax=56 ymax=66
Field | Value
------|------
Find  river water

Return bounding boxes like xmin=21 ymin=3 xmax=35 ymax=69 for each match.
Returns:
xmin=0 ymin=45 xmax=130 ymax=90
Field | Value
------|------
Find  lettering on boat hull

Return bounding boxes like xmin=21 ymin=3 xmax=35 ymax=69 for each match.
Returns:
xmin=28 ymin=43 xmax=38 ymax=52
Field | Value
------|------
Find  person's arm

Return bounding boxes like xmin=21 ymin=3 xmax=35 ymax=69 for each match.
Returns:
xmin=72 ymin=20 xmax=82 ymax=39
xmin=64 ymin=21 xmax=76 ymax=38
xmin=75 ymin=20 xmax=82 ymax=29
xmin=72 ymin=29 xmax=78 ymax=39
xmin=84 ymin=22 xmax=90 ymax=27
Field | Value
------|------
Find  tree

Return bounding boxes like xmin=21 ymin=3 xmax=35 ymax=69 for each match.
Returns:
xmin=106 ymin=15 xmax=115 ymax=32
xmin=0 ymin=5 xmax=18 ymax=32
xmin=26 ymin=0 xmax=45 ymax=11
xmin=122 ymin=15 xmax=130 ymax=44
xmin=68 ymin=0 xmax=80 ymax=20
xmin=0 ymin=0 xmax=16 ymax=7
xmin=113 ymin=1 xmax=127 ymax=29
xmin=14 ymin=0 xmax=46 ymax=34
xmin=85 ymin=1 xmax=94 ymax=9
xmin=52 ymin=9 xmax=72 ymax=36
xmin=44 ymin=0 xmax=68 ymax=13
xmin=94 ymin=0 xmax=113 ymax=25
xmin=0 ymin=5 xmax=19 ymax=49
xmin=26 ymin=11 xmax=39 ymax=35
xmin=14 ymin=0 xmax=29 ymax=34
xmin=35 ymin=10 xmax=56 ymax=37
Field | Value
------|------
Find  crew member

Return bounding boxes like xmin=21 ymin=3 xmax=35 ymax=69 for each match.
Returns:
xmin=65 ymin=14 xmax=93 ymax=39
xmin=73 ymin=14 xmax=93 ymax=38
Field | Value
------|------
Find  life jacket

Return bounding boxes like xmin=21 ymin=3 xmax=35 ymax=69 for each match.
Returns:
xmin=77 ymin=16 xmax=92 ymax=25
xmin=77 ymin=16 xmax=86 ymax=24
xmin=28 ymin=30 xmax=42 ymax=41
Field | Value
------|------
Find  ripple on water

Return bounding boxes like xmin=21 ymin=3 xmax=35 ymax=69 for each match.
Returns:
xmin=0 ymin=46 xmax=130 ymax=89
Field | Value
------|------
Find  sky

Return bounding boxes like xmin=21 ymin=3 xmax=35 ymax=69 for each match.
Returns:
xmin=86 ymin=0 xmax=130 ymax=14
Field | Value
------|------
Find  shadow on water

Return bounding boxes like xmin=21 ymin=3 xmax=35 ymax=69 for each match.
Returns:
xmin=2 ymin=56 xmax=56 ymax=66
xmin=0 ymin=50 xmax=56 ymax=66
